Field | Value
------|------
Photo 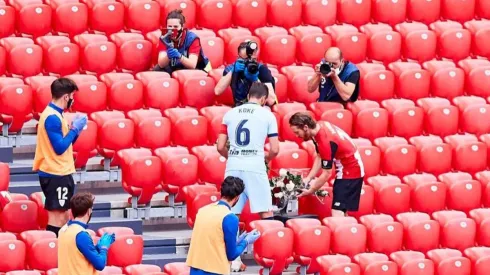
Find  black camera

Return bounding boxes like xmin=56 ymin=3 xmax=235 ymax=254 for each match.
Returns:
xmin=319 ymin=63 xmax=332 ymax=74
xmin=242 ymin=41 xmax=259 ymax=74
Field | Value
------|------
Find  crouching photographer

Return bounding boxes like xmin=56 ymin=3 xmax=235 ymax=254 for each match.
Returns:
xmin=215 ymin=41 xmax=277 ymax=107
xmin=308 ymin=47 xmax=360 ymax=105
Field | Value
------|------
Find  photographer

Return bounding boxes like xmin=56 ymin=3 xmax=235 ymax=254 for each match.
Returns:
xmin=214 ymin=41 xmax=277 ymax=107
xmin=154 ymin=9 xmax=212 ymax=74
xmin=308 ymin=47 xmax=360 ymax=105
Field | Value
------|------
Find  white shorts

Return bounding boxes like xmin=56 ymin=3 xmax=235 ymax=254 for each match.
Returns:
xmin=225 ymin=170 xmax=273 ymax=214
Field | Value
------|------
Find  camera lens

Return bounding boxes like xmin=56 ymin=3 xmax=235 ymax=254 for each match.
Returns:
xmin=320 ymin=63 xmax=331 ymax=74
xmin=246 ymin=61 xmax=258 ymax=74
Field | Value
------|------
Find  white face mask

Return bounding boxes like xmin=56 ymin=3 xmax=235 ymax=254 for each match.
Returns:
xmin=334 ymin=67 xmax=341 ymax=75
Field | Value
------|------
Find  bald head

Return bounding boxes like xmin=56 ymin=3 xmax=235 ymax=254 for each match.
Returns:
xmin=324 ymin=47 xmax=343 ymax=69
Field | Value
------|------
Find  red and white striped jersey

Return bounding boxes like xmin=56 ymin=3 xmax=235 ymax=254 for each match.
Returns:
xmin=312 ymin=121 xmax=365 ymax=179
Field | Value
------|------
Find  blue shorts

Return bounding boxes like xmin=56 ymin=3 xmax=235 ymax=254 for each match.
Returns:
xmin=225 ymin=170 xmax=273 ymax=214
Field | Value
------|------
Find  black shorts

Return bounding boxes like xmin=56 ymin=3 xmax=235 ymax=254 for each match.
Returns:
xmin=39 ymin=175 xmax=75 ymax=211
xmin=331 ymin=177 xmax=364 ymax=212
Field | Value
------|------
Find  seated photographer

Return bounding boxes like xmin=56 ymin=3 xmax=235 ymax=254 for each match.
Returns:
xmin=307 ymin=47 xmax=360 ymax=105
xmin=154 ymin=9 xmax=212 ymax=74
xmin=214 ymin=42 xmax=277 ymax=107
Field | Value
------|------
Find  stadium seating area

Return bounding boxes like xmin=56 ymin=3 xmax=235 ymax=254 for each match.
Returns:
xmin=1 ymin=0 xmax=490 ymax=274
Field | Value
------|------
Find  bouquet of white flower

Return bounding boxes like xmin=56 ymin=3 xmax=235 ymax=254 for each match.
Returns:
xmin=269 ymin=169 xmax=329 ymax=215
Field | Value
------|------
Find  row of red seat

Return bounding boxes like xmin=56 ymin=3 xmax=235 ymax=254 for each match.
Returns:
xmin=2 ymin=0 xmax=489 ymax=38
xmin=2 ymin=20 xmax=490 ymax=77
xmin=47 ymin=262 xmax=188 ymax=275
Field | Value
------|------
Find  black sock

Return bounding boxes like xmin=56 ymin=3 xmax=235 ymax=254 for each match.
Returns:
xmin=262 ymin=217 xmax=275 ymax=220
xmin=46 ymin=225 xmax=61 ymax=237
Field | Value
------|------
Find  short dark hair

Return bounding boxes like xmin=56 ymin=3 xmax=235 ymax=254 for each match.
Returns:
xmin=70 ymin=192 xmax=94 ymax=218
xmin=166 ymin=9 xmax=186 ymax=25
xmin=51 ymin=78 xmax=78 ymax=100
xmin=221 ymin=176 xmax=245 ymax=200
xmin=248 ymin=82 xmax=269 ymax=100
xmin=289 ymin=112 xmax=317 ymax=129
xmin=238 ymin=41 xmax=258 ymax=54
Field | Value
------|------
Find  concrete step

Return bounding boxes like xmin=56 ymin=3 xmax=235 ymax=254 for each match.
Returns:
xmin=88 ymin=217 xmax=143 ymax=235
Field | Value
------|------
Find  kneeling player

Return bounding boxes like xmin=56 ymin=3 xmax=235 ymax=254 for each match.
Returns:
xmin=289 ymin=112 xmax=365 ymax=217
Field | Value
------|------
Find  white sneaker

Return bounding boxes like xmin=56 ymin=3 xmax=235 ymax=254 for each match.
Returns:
xmin=231 ymin=256 xmax=246 ymax=272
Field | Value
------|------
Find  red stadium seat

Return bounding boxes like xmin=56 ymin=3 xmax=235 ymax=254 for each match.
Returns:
xmin=10 ymin=0 xmax=52 ymax=37
xmin=163 ymin=262 xmax=190 ymax=275
xmin=266 ymin=0 xmax=302 ymax=29
xmin=0 ymin=232 xmax=16 ymax=241
xmin=348 ymin=100 xmax=389 ymax=142
xmin=390 ymin=251 xmax=435 ymax=275
xmin=476 ymin=0 xmax=490 ymax=19
xmin=441 ymin=0 xmax=475 ymax=23
xmin=353 ymin=253 xmax=398 ymax=275
xmin=36 ymin=36 xmax=80 ymax=76
xmin=0 ymin=46 xmax=5 ymax=76
xmin=308 ymin=102 xmax=343 ymax=120
xmin=320 ymin=109 xmax=353 ymax=136
xmin=0 ymin=5 xmax=15 ymax=38
xmin=433 ymin=210 xmax=476 ymax=251
xmin=172 ymin=70 xmax=215 ymax=110
xmin=395 ymin=22 xmax=437 ymax=62
xmin=469 ymin=208 xmax=490 ymax=246
xmin=84 ymin=0 xmax=124 ymax=34
xmin=381 ymin=99 xmax=424 ymax=139
xmin=194 ymin=0 xmax=232 ymax=31
xmin=302 ymin=0 xmax=336 ymax=29
xmin=416 ymin=97 xmax=459 ymax=137
xmin=285 ymin=71 xmax=318 ymax=105
xmin=0 ymin=80 xmax=33 ymax=134
xmin=387 ymin=62 xmax=430 ymax=101
xmin=407 ymin=0 xmax=441 ymax=25
xmin=25 ymin=76 xmax=56 ymax=119
xmin=163 ymin=108 xmax=208 ymax=148
xmin=182 ymin=184 xmax=220 ymax=228
xmin=356 ymin=63 xmax=395 ymax=102
xmin=476 ymin=170 xmax=490 ymax=207
xmin=200 ymin=36 xmax=224 ymax=68
xmin=154 ymin=146 xmax=198 ymax=203
xmin=109 ymin=33 xmax=152 ymax=73
xmin=337 ymin=0 xmax=371 ymax=27
xmin=457 ymin=59 xmax=490 ymax=98
xmin=422 ymin=60 xmax=464 ymax=99
xmin=268 ymin=68 xmax=288 ymax=103
xmin=0 ymin=163 xmax=9 ymax=191
xmin=118 ymin=148 xmax=163 ymax=205
xmin=269 ymin=149 xmax=309 ymax=174
xmin=464 ymin=20 xmax=490 ymax=59
xmin=74 ymin=34 xmax=117 ymax=74
xmin=0 ymin=37 xmax=43 ymax=77
xmin=359 ymin=214 xmax=403 ymax=255
xmin=372 ymin=0 xmax=407 ymax=26
xmin=325 ymin=24 xmax=368 ymax=63
xmin=230 ymin=0 xmax=267 ymax=30
xmin=208 ymin=69 xmax=234 ymax=106
xmin=135 ymin=71 xmax=179 ymax=111
xmin=452 ymin=95 xmax=487 ymax=114
xmin=90 ymin=111 xmax=135 ymax=167
xmin=289 ymin=26 xmax=332 ymax=65
xmin=6 ymin=271 xmax=41 ymax=275
xmin=49 ymin=0 xmax=88 ymax=36
xmin=409 ymin=136 xmax=452 ymax=175
xmin=460 ymin=104 xmax=490 ymax=136
xmin=100 ymin=73 xmax=144 ymax=113
xmin=367 ymin=175 xmax=411 ymax=217
xmin=298 ymin=185 xmax=333 ymax=220
xmin=355 ymin=145 xmax=380 ymax=179
xmin=157 ymin=0 xmax=196 ymax=28
xmin=316 ymin=254 xmax=361 ymax=275
xmin=272 ymin=101 xmax=307 ymax=138
xmin=217 ymin=28 xmax=261 ymax=65
xmin=97 ymin=227 xmax=134 ymax=237
xmin=285 ymin=219 xmax=330 ymax=274
xmin=444 ymin=134 xmax=487 ymax=174
xmin=249 ymin=220 xmax=294 ymax=275
xmin=430 ymin=21 xmax=471 ymax=61
xmin=322 ymin=217 xmax=367 ymax=257
xmin=124 ymin=264 xmax=161 ymax=275
xmin=427 ymin=249 xmax=471 ymax=275
xmin=107 ymin=235 xmax=144 ymax=267
xmin=19 ymin=230 xmax=55 ymax=265
xmin=396 ymin=212 xmax=440 ymax=253
xmin=439 ymin=170 xmax=482 ymax=213
xmin=374 ymin=137 xmax=417 ymax=177
xmin=64 ymin=113 xmax=98 ymax=169
xmin=28 ymin=238 xmax=58 ymax=271
xmin=464 ymin=246 xmax=490 ymax=275
xmin=121 ymin=0 xmax=160 ymax=33
xmin=127 ymin=109 xmax=171 ymax=150
xmin=255 ymin=27 xmax=296 ymax=67
xmin=347 ymin=184 xmax=375 ymax=220
xmin=200 ymin=106 xmax=231 ymax=143
xmin=66 ymin=74 xmax=107 ymax=114
xmin=360 ymin=23 xmax=402 ymax=64
xmin=0 ymin=240 xmax=26 ymax=273
xmin=191 ymin=146 xmax=226 ymax=187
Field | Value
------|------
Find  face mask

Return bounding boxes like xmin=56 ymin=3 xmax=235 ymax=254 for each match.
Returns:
xmin=67 ymin=97 xmax=74 ymax=110
xmin=171 ymin=28 xmax=183 ymax=41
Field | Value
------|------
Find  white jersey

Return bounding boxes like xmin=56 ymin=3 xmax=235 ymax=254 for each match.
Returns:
xmin=222 ymin=103 xmax=278 ymax=174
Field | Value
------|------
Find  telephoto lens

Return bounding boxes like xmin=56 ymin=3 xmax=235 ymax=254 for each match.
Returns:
xmin=319 ymin=63 xmax=331 ymax=74
xmin=245 ymin=60 xmax=259 ymax=74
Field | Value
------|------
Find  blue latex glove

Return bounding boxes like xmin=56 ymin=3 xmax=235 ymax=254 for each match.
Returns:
xmin=237 ymin=231 xmax=247 ymax=244
xmin=167 ymin=48 xmax=182 ymax=59
xmin=244 ymin=67 xmax=259 ymax=82
xmin=97 ymin=233 xmax=115 ymax=250
xmin=244 ymin=229 xmax=260 ymax=245
xmin=71 ymin=115 xmax=87 ymax=135
xmin=232 ymin=60 xmax=246 ymax=73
